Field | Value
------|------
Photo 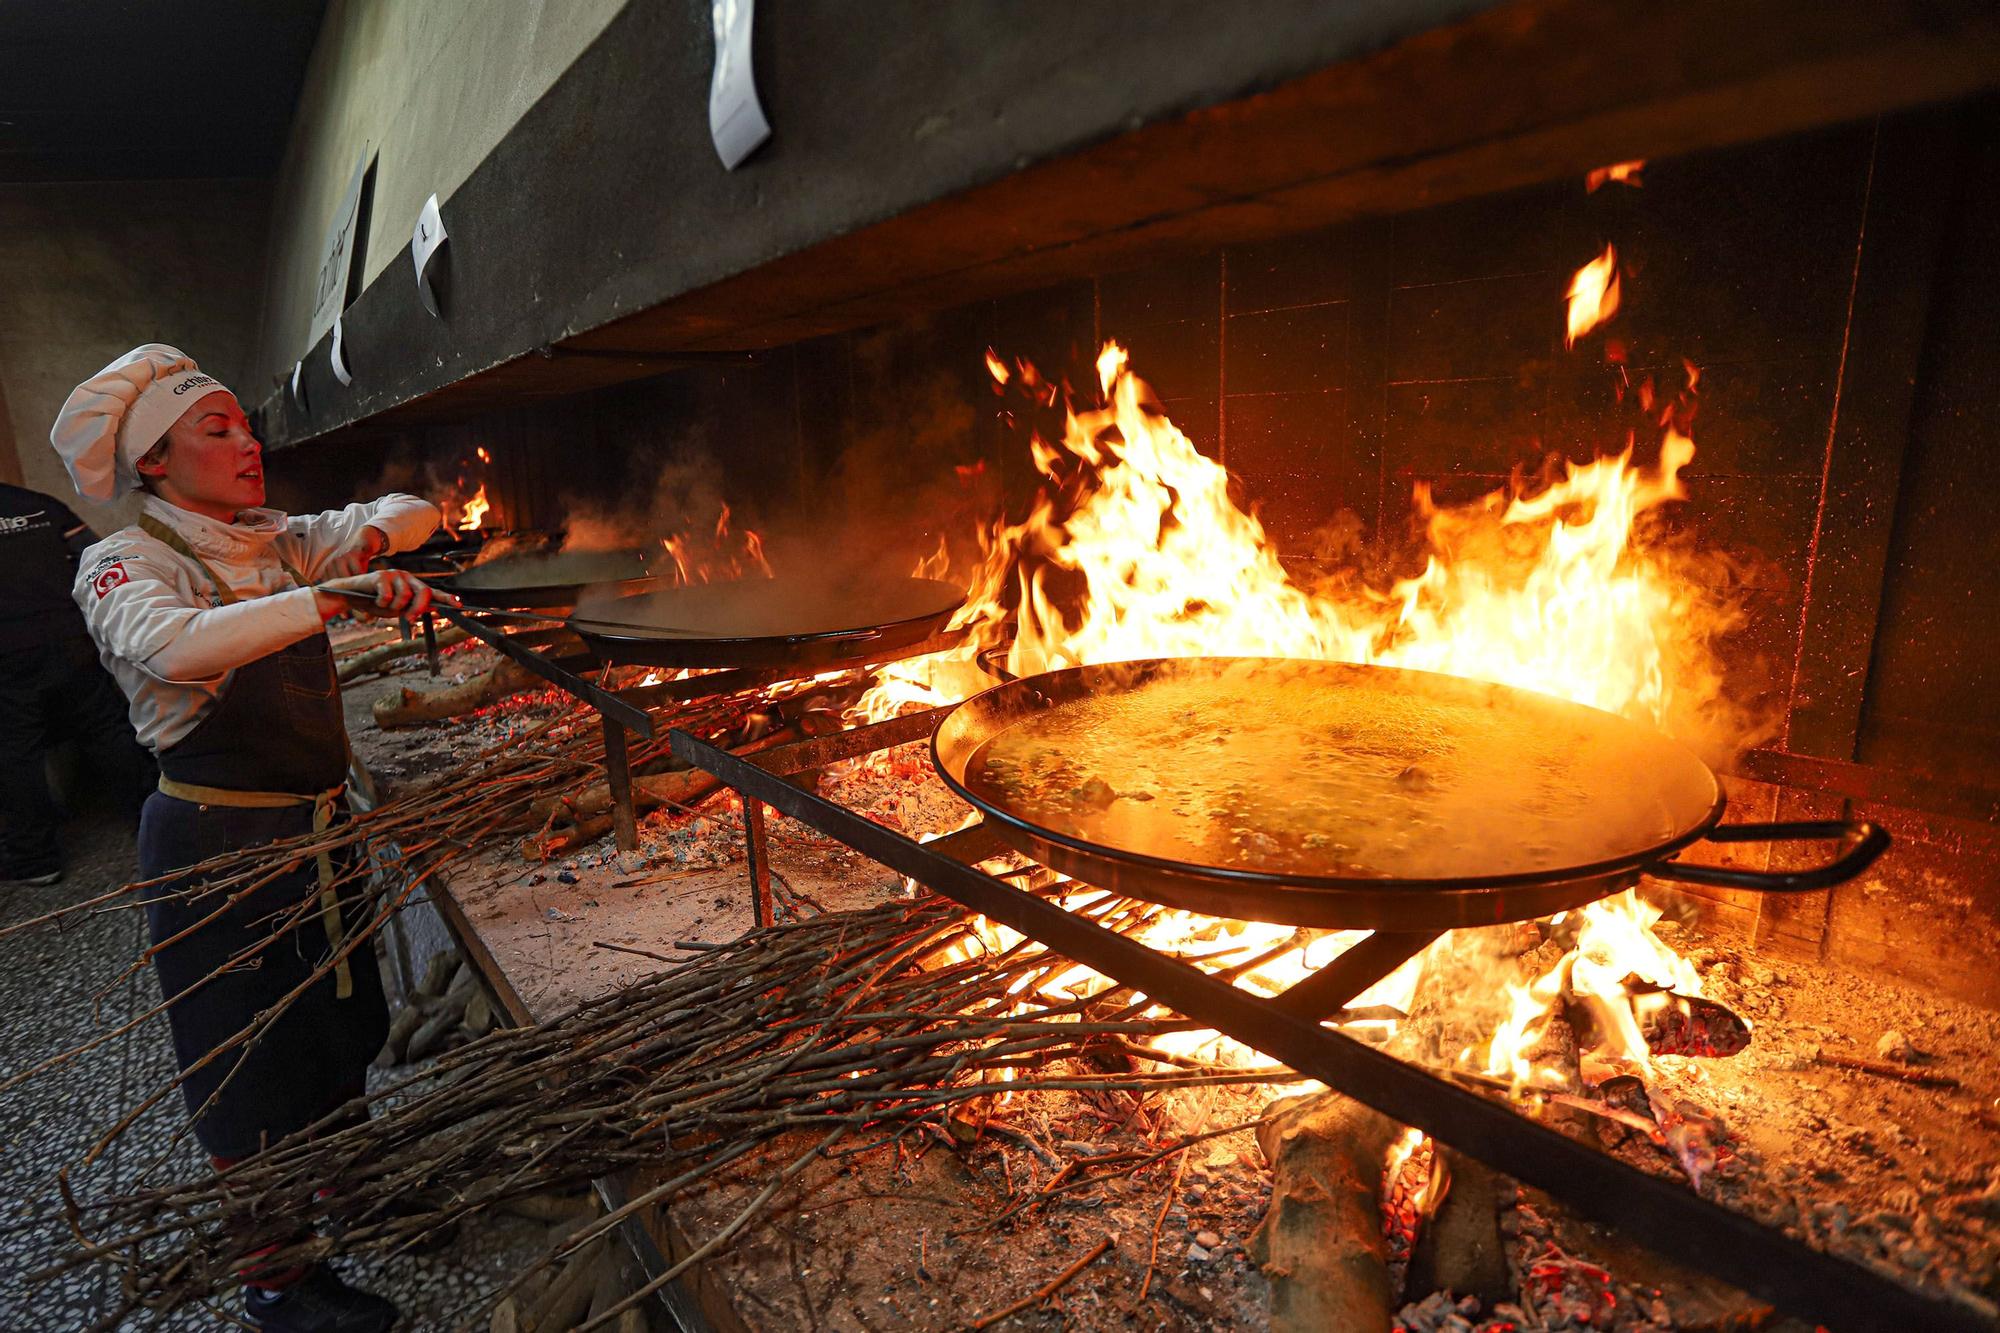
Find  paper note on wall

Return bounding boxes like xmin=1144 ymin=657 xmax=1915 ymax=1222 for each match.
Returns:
xmin=708 ymin=0 xmax=771 ymax=170
xmin=330 ymin=316 xmax=352 ymax=386
xmin=307 ymin=153 xmax=369 ymax=348
xmin=410 ymin=193 xmax=447 ymax=317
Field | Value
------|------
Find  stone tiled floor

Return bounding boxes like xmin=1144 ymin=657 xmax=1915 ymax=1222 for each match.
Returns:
xmin=0 ymin=812 xmax=547 ymax=1330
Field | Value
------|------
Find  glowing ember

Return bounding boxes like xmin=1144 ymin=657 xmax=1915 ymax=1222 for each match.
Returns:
xmin=1565 ymin=244 xmax=1622 ymax=346
xmin=476 ymin=445 xmax=492 ymax=463
xmin=1586 ymin=159 xmax=1646 ymax=192
xmin=458 ymin=483 xmax=491 ymax=532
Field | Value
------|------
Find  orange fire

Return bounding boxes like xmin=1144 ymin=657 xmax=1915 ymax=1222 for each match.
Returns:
xmin=1586 ymin=160 xmax=1645 ymax=193
xmin=476 ymin=446 xmax=492 ymax=463
xmin=458 ymin=483 xmax=491 ymax=532
xmin=1566 ymin=245 xmax=1622 ymax=347
xmin=864 ymin=324 xmax=1736 ymax=1089
xmin=661 ymin=502 xmax=773 ymax=586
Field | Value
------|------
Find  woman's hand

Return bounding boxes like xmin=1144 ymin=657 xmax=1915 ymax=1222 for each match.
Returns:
xmin=314 ymin=570 xmax=442 ymax=622
xmin=321 ymin=525 xmax=390 ymax=579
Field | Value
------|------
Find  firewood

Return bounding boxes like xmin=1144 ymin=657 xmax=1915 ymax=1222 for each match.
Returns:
xmin=337 ymin=625 xmax=469 ymax=681
xmin=1249 ymin=1091 xmax=1403 ymax=1333
xmin=379 ymin=1004 xmax=428 ymax=1067
xmin=406 ymin=1001 xmax=466 ymax=1063
xmin=443 ymin=959 xmax=480 ymax=1006
xmin=615 ymin=1310 xmax=646 ymax=1333
xmin=463 ymin=991 xmax=496 ymax=1038
xmin=489 ymin=1296 xmax=521 ymax=1333
xmin=373 ymin=658 xmax=542 ymax=728
xmin=500 ymin=1192 xmax=597 ymax=1226
xmin=415 ymin=950 xmax=461 ymax=1000
xmin=524 ymin=1236 xmax=607 ymax=1333
xmin=527 ymin=769 xmax=725 ymax=828
xmin=1404 ymin=1146 xmax=1509 ymax=1306
xmin=583 ymin=1249 xmax=626 ymax=1325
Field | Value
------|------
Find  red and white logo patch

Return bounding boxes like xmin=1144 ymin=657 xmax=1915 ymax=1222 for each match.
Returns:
xmin=92 ymin=562 xmax=130 ymax=598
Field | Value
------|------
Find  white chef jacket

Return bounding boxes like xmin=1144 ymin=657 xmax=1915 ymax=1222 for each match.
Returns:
xmin=74 ymin=493 xmax=440 ymax=752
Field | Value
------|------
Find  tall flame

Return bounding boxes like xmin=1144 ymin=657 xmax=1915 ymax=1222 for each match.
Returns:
xmin=861 ymin=340 xmax=1725 ymax=742
xmin=862 ymin=332 xmax=1741 ymax=1090
xmin=1566 ymin=244 xmax=1622 ymax=346
xmin=458 ymin=483 xmax=490 ymax=532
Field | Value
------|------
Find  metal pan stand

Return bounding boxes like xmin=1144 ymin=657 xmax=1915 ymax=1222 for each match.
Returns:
xmin=670 ymin=717 xmax=1996 ymax=1333
xmin=433 ymin=611 xmax=971 ymax=852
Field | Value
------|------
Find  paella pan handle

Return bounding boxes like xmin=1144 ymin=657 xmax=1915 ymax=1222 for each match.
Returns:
xmin=1646 ymin=820 xmax=1889 ymax=892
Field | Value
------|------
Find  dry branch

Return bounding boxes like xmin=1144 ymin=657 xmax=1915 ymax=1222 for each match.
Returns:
xmin=374 ymin=658 xmax=542 ymax=727
xmin=337 ymin=625 xmax=469 ymax=681
xmin=33 ymin=893 xmax=1294 ymax=1329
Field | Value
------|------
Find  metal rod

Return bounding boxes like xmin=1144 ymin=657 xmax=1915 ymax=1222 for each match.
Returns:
xmin=1270 ymin=929 xmax=1440 ymax=1020
xmin=603 ymin=715 xmax=638 ymax=853
xmin=743 ymin=797 xmax=773 ymax=928
xmin=670 ymin=727 xmax=1994 ymax=1333
xmin=922 ymin=821 xmax=1014 ymax=867
xmin=432 ymin=603 xmax=654 ymax=738
xmin=422 ymin=611 xmax=440 ymax=678
xmin=611 ymin=629 xmax=971 ymax=710
xmin=751 ymin=708 xmax=947 ymax=776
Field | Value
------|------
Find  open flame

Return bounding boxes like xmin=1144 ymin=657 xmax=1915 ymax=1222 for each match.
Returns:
xmin=859 ymin=322 xmax=1741 ymax=1088
xmin=1586 ymin=159 xmax=1645 ymax=192
xmin=458 ymin=483 xmax=491 ymax=532
xmin=1566 ymin=244 xmax=1622 ymax=346
xmin=660 ymin=501 xmax=773 ymax=586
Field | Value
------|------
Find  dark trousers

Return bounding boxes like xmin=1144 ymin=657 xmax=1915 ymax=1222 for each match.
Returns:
xmin=0 ymin=636 xmax=154 ymax=876
xmin=138 ymin=793 xmax=389 ymax=1159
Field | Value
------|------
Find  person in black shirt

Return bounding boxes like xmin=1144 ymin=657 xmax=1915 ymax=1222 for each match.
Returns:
xmin=0 ymin=481 xmax=154 ymax=885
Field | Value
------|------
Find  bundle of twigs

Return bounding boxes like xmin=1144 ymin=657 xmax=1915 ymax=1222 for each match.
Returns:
xmin=0 ymin=667 xmax=842 ymax=1167
xmin=39 ymin=893 xmax=1295 ymax=1331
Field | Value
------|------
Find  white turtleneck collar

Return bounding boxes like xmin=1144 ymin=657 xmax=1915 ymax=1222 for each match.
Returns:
xmin=140 ymin=493 xmax=290 ymax=561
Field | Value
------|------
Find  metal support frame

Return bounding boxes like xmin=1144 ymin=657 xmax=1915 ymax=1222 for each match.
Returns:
xmin=670 ymin=724 xmax=1994 ymax=1333
xmin=735 ymin=709 xmax=951 ymax=923
xmin=434 ymin=604 xmax=654 ymax=736
xmin=422 ymin=610 xmax=441 ymax=677
xmin=1268 ymin=928 xmax=1441 ymax=1019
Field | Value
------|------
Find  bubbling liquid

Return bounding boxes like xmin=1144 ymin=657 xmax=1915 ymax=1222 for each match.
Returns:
xmin=960 ymin=660 xmax=1711 ymax=883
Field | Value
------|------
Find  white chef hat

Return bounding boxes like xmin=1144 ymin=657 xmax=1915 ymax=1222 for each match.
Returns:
xmin=49 ymin=344 xmax=231 ymax=502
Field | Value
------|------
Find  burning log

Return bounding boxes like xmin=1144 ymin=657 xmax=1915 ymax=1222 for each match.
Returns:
xmin=1405 ymin=1146 xmax=1510 ymax=1308
xmin=522 ymin=727 xmax=800 ymax=861
xmin=373 ymin=658 xmax=542 ymax=727
xmin=1249 ymin=1092 xmax=1403 ymax=1333
xmin=1565 ymin=979 xmax=1751 ymax=1061
xmin=336 ymin=624 xmax=470 ymax=681
xmin=524 ymin=770 xmax=727 ymax=860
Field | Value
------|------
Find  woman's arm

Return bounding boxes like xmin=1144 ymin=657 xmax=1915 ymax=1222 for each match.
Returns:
xmin=76 ymin=548 xmax=326 ymax=684
xmin=285 ymin=493 xmax=442 ymax=580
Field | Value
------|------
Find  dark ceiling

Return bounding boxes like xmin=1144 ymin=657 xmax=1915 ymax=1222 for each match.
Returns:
xmin=0 ymin=0 xmax=326 ymax=181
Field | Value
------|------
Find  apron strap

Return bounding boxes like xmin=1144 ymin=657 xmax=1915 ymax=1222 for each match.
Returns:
xmin=155 ymin=776 xmax=355 ymax=1000
xmin=139 ymin=513 xmax=312 ymax=604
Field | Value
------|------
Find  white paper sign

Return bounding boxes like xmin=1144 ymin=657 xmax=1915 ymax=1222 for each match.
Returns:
xmin=308 ymin=152 xmax=369 ymax=348
xmin=330 ymin=316 xmax=352 ymax=386
xmin=708 ymin=0 xmax=770 ymax=170
xmin=290 ymin=359 xmax=308 ymax=411
xmin=410 ymin=193 xmax=447 ymax=317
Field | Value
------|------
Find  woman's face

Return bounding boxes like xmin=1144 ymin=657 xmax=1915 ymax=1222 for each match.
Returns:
xmin=140 ymin=390 xmax=264 ymax=518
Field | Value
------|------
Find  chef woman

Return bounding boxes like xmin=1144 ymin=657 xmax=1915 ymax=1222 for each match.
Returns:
xmin=53 ymin=345 xmax=441 ymax=1333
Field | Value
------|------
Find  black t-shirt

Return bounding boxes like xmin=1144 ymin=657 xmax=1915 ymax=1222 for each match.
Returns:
xmin=0 ymin=482 xmax=92 ymax=651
